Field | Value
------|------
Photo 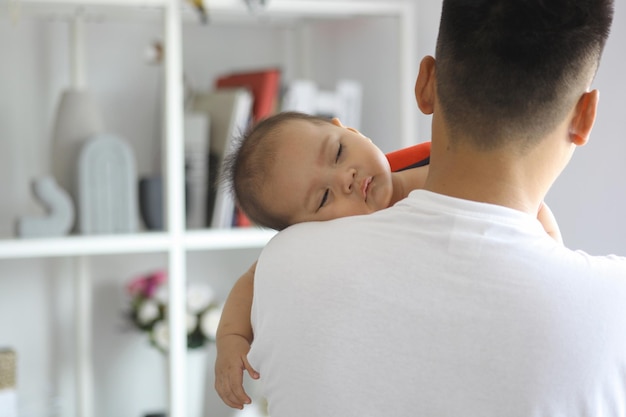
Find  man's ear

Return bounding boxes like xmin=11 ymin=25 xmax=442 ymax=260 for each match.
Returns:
xmin=415 ymin=55 xmax=437 ymax=115
xmin=569 ymin=89 xmax=599 ymax=146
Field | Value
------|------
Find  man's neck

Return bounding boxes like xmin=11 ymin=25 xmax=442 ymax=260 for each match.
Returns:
xmin=423 ymin=141 xmax=554 ymax=216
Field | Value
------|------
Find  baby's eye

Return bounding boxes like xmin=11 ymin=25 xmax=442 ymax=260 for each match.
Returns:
xmin=318 ymin=189 xmax=329 ymax=210
xmin=335 ymin=143 xmax=343 ymax=163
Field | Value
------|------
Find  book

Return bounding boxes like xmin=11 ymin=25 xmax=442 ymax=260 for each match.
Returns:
xmin=184 ymin=113 xmax=210 ymax=229
xmin=215 ymin=68 xmax=281 ymax=123
xmin=214 ymin=68 xmax=281 ymax=227
xmin=191 ymin=88 xmax=253 ymax=229
xmin=282 ymin=79 xmax=363 ymax=129
xmin=0 ymin=349 xmax=17 ymax=417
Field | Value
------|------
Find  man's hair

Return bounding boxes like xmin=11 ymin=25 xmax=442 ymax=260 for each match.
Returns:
xmin=435 ymin=0 xmax=614 ymax=150
xmin=221 ymin=111 xmax=335 ymax=231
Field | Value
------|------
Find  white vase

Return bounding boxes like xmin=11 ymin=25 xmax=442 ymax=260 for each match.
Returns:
xmin=186 ymin=349 xmax=207 ymax=417
xmin=165 ymin=349 xmax=208 ymax=417
xmin=76 ymin=133 xmax=138 ymax=234
xmin=50 ymin=88 xmax=104 ymax=223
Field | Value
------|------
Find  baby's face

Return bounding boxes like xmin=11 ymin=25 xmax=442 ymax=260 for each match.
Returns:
xmin=261 ymin=118 xmax=393 ymax=226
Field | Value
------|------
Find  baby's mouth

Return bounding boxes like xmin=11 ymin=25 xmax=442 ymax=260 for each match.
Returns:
xmin=361 ymin=177 xmax=373 ymax=201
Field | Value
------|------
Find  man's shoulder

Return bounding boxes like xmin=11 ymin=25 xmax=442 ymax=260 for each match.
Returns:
xmin=273 ymin=215 xmax=372 ymax=241
xmin=570 ymin=250 xmax=626 ymax=275
xmin=262 ymin=221 xmax=331 ymax=255
xmin=262 ymin=214 xmax=387 ymax=260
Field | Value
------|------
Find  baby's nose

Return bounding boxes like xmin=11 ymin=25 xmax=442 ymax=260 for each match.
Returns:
xmin=338 ymin=168 xmax=356 ymax=194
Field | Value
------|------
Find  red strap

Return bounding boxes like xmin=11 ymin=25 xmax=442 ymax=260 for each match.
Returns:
xmin=385 ymin=142 xmax=431 ymax=172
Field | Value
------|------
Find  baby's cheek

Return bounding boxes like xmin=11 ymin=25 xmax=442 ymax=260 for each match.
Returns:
xmin=328 ymin=201 xmax=369 ymax=220
xmin=372 ymin=182 xmax=393 ymax=211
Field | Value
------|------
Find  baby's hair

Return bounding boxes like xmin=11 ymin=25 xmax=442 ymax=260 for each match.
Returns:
xmin=221 ymin=111 xmax=335 ymax=231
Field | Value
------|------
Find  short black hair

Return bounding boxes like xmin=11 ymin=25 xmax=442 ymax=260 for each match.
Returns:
xmin=435 ymin=0 xmax=614 ymax=150
xmin=221 ymin=111 xmax=334 ymax=230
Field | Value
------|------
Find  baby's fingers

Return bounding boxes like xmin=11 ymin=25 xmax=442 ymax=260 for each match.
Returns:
xmin=242 ymin=356 xmax=260 ymax=379
xmin=215 ymin=378 xmax=250 ymax=409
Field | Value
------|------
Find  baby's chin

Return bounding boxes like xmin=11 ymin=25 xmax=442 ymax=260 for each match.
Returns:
xmin=368 ymin=183 xmax=393 ymax=212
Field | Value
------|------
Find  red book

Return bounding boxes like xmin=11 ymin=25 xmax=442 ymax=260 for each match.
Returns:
xmin=234 ymin=206 xmax=253 ymax=228
xmin=215 ymin=68 xmax=281 ymax=122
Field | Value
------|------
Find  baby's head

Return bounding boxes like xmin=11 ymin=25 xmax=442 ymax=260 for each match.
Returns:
xmin=222 ymin=111 xmax=394 ymax=230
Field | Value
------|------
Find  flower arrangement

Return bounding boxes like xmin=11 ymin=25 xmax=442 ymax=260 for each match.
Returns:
xmin=126 ymin=270 xmax=222 ymax=352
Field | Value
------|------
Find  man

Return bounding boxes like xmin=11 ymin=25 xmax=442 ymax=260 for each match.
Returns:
xmin=248 ymin=1 xmax=626 ymax=416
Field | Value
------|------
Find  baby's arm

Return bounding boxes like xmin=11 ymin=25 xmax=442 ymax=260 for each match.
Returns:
xmin=215 ymin=261 xmax=259 ymax=410
xmin=537 ymin=201 xmax=563 ymax=243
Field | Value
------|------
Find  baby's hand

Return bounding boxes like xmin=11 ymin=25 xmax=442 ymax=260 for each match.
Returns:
xmin=214 ymin=334 xmax=260 ymax=409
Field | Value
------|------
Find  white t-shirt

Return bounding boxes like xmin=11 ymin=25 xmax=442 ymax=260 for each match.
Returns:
xmin=248 ymin=190 xmax=626 ymax=417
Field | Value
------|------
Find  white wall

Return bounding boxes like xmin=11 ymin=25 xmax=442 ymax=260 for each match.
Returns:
xmin=1 ymin=1 xmax=625 ymax=416
xmin=548 ymin=2 xmax=626 ymax=254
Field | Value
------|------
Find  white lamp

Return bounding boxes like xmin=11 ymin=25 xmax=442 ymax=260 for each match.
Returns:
xmin=50 ymin=13 xmax=103 ymax=225
xmin=51 ymin=88 xmax=103 ymax=202
xmin=49 ymin=15 xmax=97 ymax=417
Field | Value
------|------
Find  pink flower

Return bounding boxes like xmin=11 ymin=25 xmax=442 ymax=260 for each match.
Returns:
xmin=127 ymin=270 xmax=167 ymax=298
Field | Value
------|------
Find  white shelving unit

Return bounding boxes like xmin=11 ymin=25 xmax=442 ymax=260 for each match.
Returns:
xmin=0 ymin=1 xmax=416 ymax=416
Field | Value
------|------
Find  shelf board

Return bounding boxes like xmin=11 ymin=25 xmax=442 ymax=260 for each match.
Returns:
xmin=200 ymin=1 xmax=410 ymax=26
xmin=184 ymin=227 xmax=275 ymax=251
xmin=0 ymin=233 xmax=171 ymax=259
xmin=12 ymin=0 xmax=408 ymax=23
xmin=10 ymin=0 xmax=166 ymax=21
xmin=0 ymin=228 xmax=276 ymax=259
xmin=243 ymin=0 xmax=409 ymax=18
xmin=16 ymin=0 xmax=166 ymax=6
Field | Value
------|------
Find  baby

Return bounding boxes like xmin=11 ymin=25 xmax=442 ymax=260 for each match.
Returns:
xmin=215 ymin=111 xmax=562 ymax=409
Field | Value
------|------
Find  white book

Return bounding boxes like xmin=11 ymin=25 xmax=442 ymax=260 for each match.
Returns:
xmin=282 ymin=79 xmax=363 ymax=129
xmin=184 ymin=113 xmax=210 ymax=229
xmin=191 ymin=88 xmax=253 ymax=229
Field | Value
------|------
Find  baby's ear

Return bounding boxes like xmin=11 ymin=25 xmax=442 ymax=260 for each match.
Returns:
xmin=347 ymin=127 xmax=367 ymax=139
xmin=331 ymin=117 xmax=344 ymax=127
xmin=334 ymin=117 xmax=368 ymax=139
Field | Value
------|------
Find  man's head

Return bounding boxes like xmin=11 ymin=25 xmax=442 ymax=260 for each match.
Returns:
xmin=434 ymin=0 xmax=614 ymax=151
xmin=222 ymin=112 xmax=393 ymax=230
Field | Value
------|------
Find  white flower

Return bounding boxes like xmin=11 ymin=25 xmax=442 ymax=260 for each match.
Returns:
xmin=128 ymin=277 xmax=221 ymax=351
xmin=151 ymin=320 xmax=169 ymax=351
xmin=137 ymin=299 xmax=160 ymax=325
xmin=186 ymin=312 xmax=198 ymax=334
xmin=200 ymin=306 xmax=222 ymax=340
xmin=186 ymin=284 xmax=215 ymax=313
